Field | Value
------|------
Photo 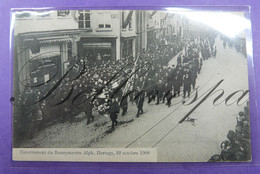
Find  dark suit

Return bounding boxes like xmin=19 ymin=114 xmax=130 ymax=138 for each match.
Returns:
xmin=109 ymin=100 xmax=120 ymax=129
xmin=183 ymin=71 xmax=192 ymax=97
xmin=120 ymin=95 xmax=128 ymax=116
xmin=174 ymin=70 xmax=183 ymax=97
xmin=136 ymin=90 xmax=145 ymax=117
xmin=85 ymin=100 xmax=94 ymax=124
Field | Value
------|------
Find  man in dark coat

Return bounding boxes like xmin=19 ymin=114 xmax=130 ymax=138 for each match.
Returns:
xmin=85 ymin=96 xmax=94 ymax=125
xmin=165 ymin=89 xmax=173 ymax=107
xmin=183 ymin=55 xmax=189 ymax=63
xmin=177 ymin=53 xmax=182 ymax=66
xmin=160 ymin=83 xmax=167 ymax=104
xmin=109 ymin=98 xmax=120 ymax=129
xmin=120 ymin=94 xmax=128 ymax=116
xmin=190 ymin=70 xmax=197 ymax=90
xmin=183 ymin=69 xmax=192 ymax=98
xmin=190 ymin=62 xmax=198 ymax=90
xmin=144 ymin=77 xmax=154 ymax=103
xmin=135 ymin=88 xmax=145 ymax=117
xmin=164 ymin=71 xmax=173 ymax=107
xmin=173 ymin=68 xmax=183 ymax=97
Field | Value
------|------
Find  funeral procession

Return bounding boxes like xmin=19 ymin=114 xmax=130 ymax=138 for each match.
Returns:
xmin=12 ymin=10 xmax=250 ymax=162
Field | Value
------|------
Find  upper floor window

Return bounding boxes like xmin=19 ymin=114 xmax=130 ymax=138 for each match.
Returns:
xmin=78 ymin=10 xmax=91 ymax=28
xmin=15 ymin=11 xmax=31 ymax=18
xmin=57 ymin=10 xmax=70 ymax=17
xmin=37 ymin=11 xmax=51 ymax=18
xmin=98 ymin=12 xmax=111 ymax=29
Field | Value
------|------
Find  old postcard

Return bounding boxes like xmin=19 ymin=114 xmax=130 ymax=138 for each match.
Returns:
xmin=12 ymin=9 xmax=251 ymax=162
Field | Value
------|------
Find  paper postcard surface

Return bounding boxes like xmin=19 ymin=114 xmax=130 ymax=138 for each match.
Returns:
xmin=12 ymin=9 xmax=251 ymax=162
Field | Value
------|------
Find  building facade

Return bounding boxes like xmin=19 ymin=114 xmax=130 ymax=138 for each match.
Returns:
xmin=14 ymin=10 xmax=145 ymax=92
xmin=147 ymin=11 xmax=187 ymax=48
xmin=13 ymin=10 xmax=186 ymax=93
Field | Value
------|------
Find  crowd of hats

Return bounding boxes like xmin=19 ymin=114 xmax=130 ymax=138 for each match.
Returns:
xmin=88 ymin=41 xmax=185 ymax=115
xmin=13 ymin=33 xmax=217 ymax=145
xmin=208 ymin=102 xmax=251 ymax=162
xmin=13 ymin=38 xmax=184 ymax=141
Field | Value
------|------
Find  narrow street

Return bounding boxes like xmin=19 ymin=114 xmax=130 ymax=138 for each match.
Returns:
xmin=88 ymin=35 xmax=249 ymax=162
xmin=20 ymin=35 xmax=249 ymax=162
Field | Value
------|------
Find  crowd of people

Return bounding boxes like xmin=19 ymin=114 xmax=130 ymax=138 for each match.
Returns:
xmin=14 ymin=32 xmax=218 ymax=143
xmin=221 ymin=35 xmax=247 ymax=57
xmin=102 ymin=34 xmax=217 ymax=128
xmin=208 ymin=102 xmax=251 ymax=162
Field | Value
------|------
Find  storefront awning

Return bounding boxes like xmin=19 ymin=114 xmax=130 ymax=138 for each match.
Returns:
xmin=80 ymin=33 xmax=118 ymax=39
xmin=18 ymin=29 xmax=118 ymax=44
xmin=19 ymin=29 xmax=83 ymax=43
xmin=38 ymin=36 xmax=80 ymax=44
xmin=83 ymin=42 xmax=112 ymax=48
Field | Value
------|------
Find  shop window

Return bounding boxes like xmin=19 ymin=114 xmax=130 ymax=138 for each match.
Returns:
xmin=78 ymin=10 xmax=91 ymax=28
xmin=67 ymin=42 xmax=72 ymax=59
xmin=127 ymin=40 xmax=133 ymax=56
xmin=122 ymin=40 xmax=133 ymax=57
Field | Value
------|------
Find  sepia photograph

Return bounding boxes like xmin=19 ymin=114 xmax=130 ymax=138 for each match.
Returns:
xmin=11 ymin=9 xmax=251 ymax=162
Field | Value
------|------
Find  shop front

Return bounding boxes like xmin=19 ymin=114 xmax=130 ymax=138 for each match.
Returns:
xmin=77 ymin=37 xmax=117 ymax=62
xmin=14 ymin=30 xmax=80 ymax=93
xmin=121 ymin=37 xmax=135 ymax=58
